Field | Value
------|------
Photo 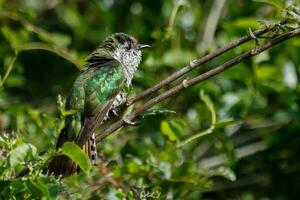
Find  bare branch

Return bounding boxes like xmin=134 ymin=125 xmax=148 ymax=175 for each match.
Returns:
xmin=96 ymin=28 xmax=300 ymax=143
xmin=126 ymin=22 xmax=285 ymax=106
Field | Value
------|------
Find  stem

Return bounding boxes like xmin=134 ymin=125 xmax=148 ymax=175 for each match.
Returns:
xmin=177 ymin=91 xmax=216 ymax=147
xmin=0 ymin=53 xmax=18 ymax=88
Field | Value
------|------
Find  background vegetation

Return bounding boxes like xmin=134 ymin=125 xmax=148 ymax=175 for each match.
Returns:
xmin=1 ymin=0 xmax=300 ymax=199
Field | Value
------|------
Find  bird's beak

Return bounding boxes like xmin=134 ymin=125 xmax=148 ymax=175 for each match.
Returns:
xmin=138 ymin=44 xmax=151 ymax=50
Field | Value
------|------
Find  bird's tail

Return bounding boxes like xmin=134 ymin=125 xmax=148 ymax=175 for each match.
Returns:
xmin=46 ymin=130 xmax=97 ymax=177
xmin=89 ymin=133 xmax=97 ymax=165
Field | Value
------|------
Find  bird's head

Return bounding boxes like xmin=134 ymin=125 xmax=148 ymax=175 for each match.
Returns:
xmin=98 ymin=33 xmax=150 ymax=85
xmin=100 ymin=33 xmax=150 ymax=70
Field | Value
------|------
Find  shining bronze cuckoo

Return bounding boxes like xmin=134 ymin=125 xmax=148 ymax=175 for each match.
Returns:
xmin=47 ymin=33 xmax=150 ymax=177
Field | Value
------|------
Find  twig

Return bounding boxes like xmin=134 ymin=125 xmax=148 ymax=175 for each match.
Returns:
xmin=96 ymin=28 xmax=300 ymax=143
xmin=0 ymin=11 xmax=82 ymax=69
xmin=177 ymin=91 xmax=216 ymax=148
xmin=126 ymin=21 xmax=285 ymax=106
xmin=21 ymin=43 xmax=81 ymax=69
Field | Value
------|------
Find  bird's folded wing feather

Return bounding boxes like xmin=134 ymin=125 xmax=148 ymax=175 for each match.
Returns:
xmin=46 ymin=58 xmax=125 ymax=177
xmin=76 ymin=99 xmax=114 ymax=147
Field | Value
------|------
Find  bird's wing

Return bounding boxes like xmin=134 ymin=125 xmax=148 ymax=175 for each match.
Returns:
xmin=85 ymin=55 xmax=114 ymax=68
xmin=77 ymin=59 xmax=125 ymax=145
xmin=76 ymin=99 xmax=114 ymax=147
xmin=47 ymin=58 xmax=125 ymax=177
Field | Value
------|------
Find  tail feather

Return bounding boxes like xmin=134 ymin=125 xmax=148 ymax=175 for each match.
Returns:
xmin=46 ymin=131 xmax=97 ymax=177
xmin=90 ymin=133 xmax=97 ymax=165
xmin=46 ymin=155 xmax=77 ymax=177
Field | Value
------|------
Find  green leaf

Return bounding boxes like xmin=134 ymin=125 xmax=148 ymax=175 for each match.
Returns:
xmin=143 ymin=108 xmax=176 ymax=116
xmin=5 ymin=74 xmax=26 ymax=88
xmin=8 ymin=143 xmax=37 ymax=168
xmin=26 ymin=180 xmax=50 ymax=199
xmin=209 ymin=166 xmax=236 ymax=181
xmin=36 ymin=180 xmax=50 ymax=199
xmin=252 ymin=0 xmax=284 ymax=10
xmin=255 ymin=65 xmax=281 ymax=81
xmin=1 ymin=26 xmax=27 ymax=49
xmin=61 ymin=142 xmax=91 ymax=174
xmin=233 ymin=18 xmax=261 ymax=29
xmin=160 ymin=121 xmax=179 ymax=142
xmin=53 ymin=33 xmax=72 ymax=46
xmin=215 ymin=119 xmax=234 ymax=129
xmin=253 ymin=51 xmax=270 ymax=64
xmin=47 ymin=183 xmax=60 ymax=200
xmin=61 ymin=109 xmax=77 ymax=117
xmin=0 ymin=180 xmax=25 ymax=192
xmin=162 ymin=48 xmax=196 ymax=68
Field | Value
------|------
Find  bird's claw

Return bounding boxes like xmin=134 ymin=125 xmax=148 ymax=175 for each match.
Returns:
xmin=123 ymin=117 xmax=139 ymax=126
xmin=111 ymin=109 xmax=119 ymax=117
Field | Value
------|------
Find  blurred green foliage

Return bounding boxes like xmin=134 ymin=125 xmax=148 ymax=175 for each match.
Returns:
xmin=1 ymin=0 xmax=300 ymax=199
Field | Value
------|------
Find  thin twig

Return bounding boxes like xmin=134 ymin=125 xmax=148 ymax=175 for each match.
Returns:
xmin=21 ymin=43 xmax=81 ymax=69
xmin=96 ymin=28 xmax=300 ymax=143
xmin=0 ymin=11 xmax=82 ymax=69
xmin=126 ymin=21 xmax=285 ymax=106
xmin=176 ymin=91 xmax=217 ymax=148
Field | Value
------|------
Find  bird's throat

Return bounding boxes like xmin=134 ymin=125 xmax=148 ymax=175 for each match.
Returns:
xmin=112 ymin=47 xmax=141 ymax=87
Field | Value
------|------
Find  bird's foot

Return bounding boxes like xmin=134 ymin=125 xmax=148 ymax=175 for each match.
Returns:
xmin=111 ymin=109 xmax=119 ymax=117
xmin=123 ymin=117 xmax=140 ymax=126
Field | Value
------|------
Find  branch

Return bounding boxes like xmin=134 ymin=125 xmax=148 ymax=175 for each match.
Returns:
xmin=96 ymin=28 xmax=300 ymax=143
xmin=21 ymin=43 xmax=81 ymax=69
xmin=126 ymin=21 xmax=285 ymax=106
xmin=0 ymin=11 xmax=82 ymax=69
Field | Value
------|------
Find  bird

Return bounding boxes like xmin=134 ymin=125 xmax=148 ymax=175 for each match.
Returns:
xmin=46 ymin=33 xmax=150 ymax=177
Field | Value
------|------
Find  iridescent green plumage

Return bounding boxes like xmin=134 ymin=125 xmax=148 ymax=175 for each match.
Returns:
xmin=47 ymin=33 xmax=146 ymax=177
xmin=66 ymin=60 xmax=125 ymax=139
